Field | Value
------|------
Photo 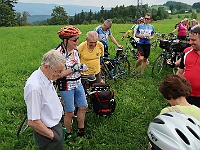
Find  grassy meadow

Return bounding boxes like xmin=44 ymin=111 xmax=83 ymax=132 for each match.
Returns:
xmin=0 ymin=16 xmax=198 ymax=150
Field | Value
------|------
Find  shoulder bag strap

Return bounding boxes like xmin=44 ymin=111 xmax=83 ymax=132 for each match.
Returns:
xmin=168 ymin=106 xmax=181 ymax=113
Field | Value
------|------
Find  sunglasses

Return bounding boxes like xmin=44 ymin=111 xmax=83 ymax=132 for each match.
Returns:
xmin=70 ymin=37 xmax=79 ymax=42
xmin=145 ymin=18 xmax=151 ymax=20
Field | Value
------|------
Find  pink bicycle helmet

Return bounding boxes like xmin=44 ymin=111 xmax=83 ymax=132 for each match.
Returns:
xmin=57 ymin=25 xmax=82 ymax=39
xmin=147 ymin=112 xmax=200 ymax=150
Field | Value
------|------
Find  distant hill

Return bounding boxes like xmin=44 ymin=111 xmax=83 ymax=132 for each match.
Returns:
xmin=14 ymin=2 xmax=110 ymax=24
xmin=27 ymin=15 xmax=51 ymax=24
xmin=14 ymin=2 xmax=109 ymax=16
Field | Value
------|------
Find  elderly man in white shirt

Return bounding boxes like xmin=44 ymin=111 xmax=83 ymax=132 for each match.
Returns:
xmin=24 ymin=50 xmax=66 ymax=150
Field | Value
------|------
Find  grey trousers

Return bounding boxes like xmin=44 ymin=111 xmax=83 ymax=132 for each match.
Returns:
xmin=34 ymin=122 xmax=63 ymax=150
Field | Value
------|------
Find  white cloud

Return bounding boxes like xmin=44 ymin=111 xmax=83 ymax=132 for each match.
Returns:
xmin=18 ymin=0 xmax=199 ymax=7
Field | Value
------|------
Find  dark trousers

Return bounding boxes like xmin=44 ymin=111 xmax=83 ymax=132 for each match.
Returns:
xmin=34 ymin=122 xmax=63 ymax=150
xmin=186 ymin=96 xmax=200 ymax=108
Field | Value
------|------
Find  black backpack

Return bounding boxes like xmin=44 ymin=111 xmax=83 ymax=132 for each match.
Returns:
xmin=89 ymin=83 xmax=116 ymax=116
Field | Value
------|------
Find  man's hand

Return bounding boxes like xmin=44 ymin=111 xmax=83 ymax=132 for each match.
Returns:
xmin=71 ymin=63 xmax=88 ymax=72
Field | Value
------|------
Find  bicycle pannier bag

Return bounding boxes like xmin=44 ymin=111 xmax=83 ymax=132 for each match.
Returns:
xmin=159 ymin=40 xmax=170 ymax=50
xmin=90 ymin=83 xmax=116 ymax=116
xmin=172 ymin=42 xmax=191 ymax=52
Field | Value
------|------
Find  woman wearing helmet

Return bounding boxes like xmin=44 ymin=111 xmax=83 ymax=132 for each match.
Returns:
xmin=147 ymin=112 xmax=200 ymax=150
xmin=55 ymin=25 xmax=90 ymax=144
xmin=147 ymin=74 xmax=200 ymax=149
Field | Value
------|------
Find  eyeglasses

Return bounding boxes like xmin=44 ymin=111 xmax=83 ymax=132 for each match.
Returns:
xmin=70 ymin=37 xmax=79 ymax=42
xmin=145 ymin=18 xmax=151 ymax=20
xmin=49 ymin=66 xmax=64 ymax=74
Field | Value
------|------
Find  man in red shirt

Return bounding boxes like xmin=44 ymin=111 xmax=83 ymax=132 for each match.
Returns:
xmin=177 ymin=25 xmax=200 ymax=107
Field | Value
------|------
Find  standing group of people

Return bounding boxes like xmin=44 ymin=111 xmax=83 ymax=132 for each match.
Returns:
xmin=24 ymin=25 xmax=91 ymax=150
xmin=23 ymin=12 xmax=200 ymax=150
xmin=148 ymin=25 xmax=200 ymax=150
xmin=170 ymin=18 xmax=199 ymax=41
xmin=23 ymin=13 xmax=155 ymax=149
xmin=23 ymin=17 xmax=129 ymax=149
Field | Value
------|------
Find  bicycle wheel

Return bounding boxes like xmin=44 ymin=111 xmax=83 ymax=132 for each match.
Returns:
xmin=151 ymin=40 xmax=158 ymax=50
xmin=17 ymin=115 xmax=28 ymax=136
xmin=152 ymin=53 xmax=166 ymax=76
xmin=115 ymin=56 xmax=130 ymax=79
xmin=131 ymin=48 xmax=138 ymax=60
xmin=172 ymin=52 xmax=182 ymax=74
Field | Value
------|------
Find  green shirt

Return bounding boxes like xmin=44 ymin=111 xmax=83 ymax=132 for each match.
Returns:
xmin=160 ymin=105 xmax=200 ymax=121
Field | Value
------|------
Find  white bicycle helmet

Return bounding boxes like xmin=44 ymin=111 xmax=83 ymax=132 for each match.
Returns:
xmin=147 ymin=112 xmax=200 ymax=150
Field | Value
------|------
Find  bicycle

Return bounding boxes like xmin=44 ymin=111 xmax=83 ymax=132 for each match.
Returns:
xmin=17 ymin=115 xmax=29 ymax=136
xmin=123 ymin=35 xmax=138 ymax=59
xmin=150 ymin=32 xmax=166 ymax=50
xmin=100 ymin=48 xmax=130 ymax=83
xmin=151 ymin=38 xmax=190 ymax=76
xmin=120 ymin=32 xmax=138 ymax=59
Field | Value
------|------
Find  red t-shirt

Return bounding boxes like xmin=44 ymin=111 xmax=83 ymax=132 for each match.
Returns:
xmin=179 ymin=47 xmax=200 ymax=97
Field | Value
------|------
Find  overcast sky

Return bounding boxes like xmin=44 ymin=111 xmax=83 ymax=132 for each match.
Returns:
xmin=18 ymin=0 xmax=199 ymax=7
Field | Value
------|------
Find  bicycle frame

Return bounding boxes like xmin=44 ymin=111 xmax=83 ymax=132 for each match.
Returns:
xmin=152 ymin=40 xmax=183 ymax=76
xmin=124 ymin=35 xmax=138 ymax=59
xmin=101 ymin=57 xmax=120 ymax=79
xmin=151 ymin=32 xmax=166 ymax=50
xmin=100 ymin=48 xmax=130 ymax=82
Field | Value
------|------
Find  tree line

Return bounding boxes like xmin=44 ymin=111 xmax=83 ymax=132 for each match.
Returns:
xmin=0 ymin=0 xmax=200 ymax=27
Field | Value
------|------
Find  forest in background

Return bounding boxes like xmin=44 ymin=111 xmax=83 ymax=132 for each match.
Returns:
xmin=0 ymin=1 xmax=200 ymax=26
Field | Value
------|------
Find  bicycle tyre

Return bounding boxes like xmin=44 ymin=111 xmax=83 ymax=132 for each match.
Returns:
xmin=172 ymin=52 xmax=182 ymax=74
xmin=152 ymin=53 xmax=166 ymax=76
xmin=151 ymin=40 xmax=158 ymax=50
xmin=131 ymin=48 xmax=138 ymax=60
xmin=116 ymin=56 xmax=130 ymax=79
xmin=17 ymin=115 xmax=28 ymax=136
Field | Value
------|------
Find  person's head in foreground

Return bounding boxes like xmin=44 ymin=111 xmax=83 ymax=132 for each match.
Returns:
xmin=147 ymin=112 xmax=200 ymax=150
xmin=41 ymin=50 xmax=66 ymax=81
xmin=159 ymin=74 xmax=191 ymax=102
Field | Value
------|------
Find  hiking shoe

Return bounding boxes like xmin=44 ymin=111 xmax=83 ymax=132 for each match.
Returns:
xmin=77 ymin=131 xmax=92 ymax=139
xmin=132 ymin=69 xmax=137 ymax=76
xmin=65 ymin=134 xmax=74 ymax=145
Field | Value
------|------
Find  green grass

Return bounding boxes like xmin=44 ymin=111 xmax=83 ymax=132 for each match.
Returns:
xmin=0 ymin=19 xmax=181 ymax=149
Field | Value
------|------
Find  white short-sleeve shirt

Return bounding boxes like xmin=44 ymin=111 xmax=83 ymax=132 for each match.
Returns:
xmin=24 ymin=68 xmax=63 ymax=128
